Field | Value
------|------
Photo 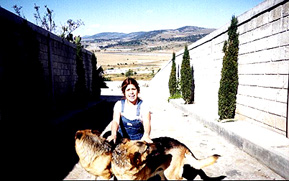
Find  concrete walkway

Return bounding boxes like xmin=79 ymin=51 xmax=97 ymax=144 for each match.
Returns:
xmin=145 ymin=88 xmax=286 ymax=180
xmin=65 ymin=81 xmax=287 ymax=180
xmin=169 ymin=99 xmax=289 ymax=180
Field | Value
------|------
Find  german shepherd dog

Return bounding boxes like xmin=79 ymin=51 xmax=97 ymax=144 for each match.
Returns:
xmin=75 ymin=129 xmax=113 ymax=179
xmin=111 ymin=138 xmax=172 ymax=180
xmin=111 ymin=137 xmax=221 ymax=180
xmin=75 ymin=130 xmax=224 ymax=180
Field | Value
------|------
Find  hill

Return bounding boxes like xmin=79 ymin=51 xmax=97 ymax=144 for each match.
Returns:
xmin=82 ymin=26 xmax=215 ymax=53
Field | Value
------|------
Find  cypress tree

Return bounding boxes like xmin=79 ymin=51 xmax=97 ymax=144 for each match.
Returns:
xmin=218 ymin=16 xmax=239 ymax=120
xmin=190 ymin=65 xmax=195 ymax=103
xmin=181 ymin=45 xmax=192 ymax=104
xmin=169 ymin=52 xmax=177 ymax=96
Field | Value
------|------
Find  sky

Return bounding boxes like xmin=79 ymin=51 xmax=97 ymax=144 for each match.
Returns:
xmin=1 ymin=0 xmax=264 ymax=37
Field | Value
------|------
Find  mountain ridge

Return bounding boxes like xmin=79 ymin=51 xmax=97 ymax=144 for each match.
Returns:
xmin=82 ymin=26 xmax=216 ymax=52
xmin=82 ymin=26 xmax=215 ymax=41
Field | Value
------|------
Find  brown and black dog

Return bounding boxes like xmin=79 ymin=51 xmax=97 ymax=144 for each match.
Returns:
xmin=75 ymin=129 xmax=113 ymax=179
xmin=75 ymin=130 xmax=223 ymax=180
xmin=111 ymin=137 xmax=221 ymax=180
xmin=75 ymin=130 xmax=171 ymax=180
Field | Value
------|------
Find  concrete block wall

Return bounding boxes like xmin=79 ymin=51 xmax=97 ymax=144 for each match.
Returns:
xmin=236 ymin=0 xmax=288 ymax=134
xmin=46 ymin=36 xmax=94 ymax=103
xmin=0 ymin=7 xmax=95 ymax=114
xmin=169 ymin=0 xmax=289 ymax=135
xmin=38 ymin=33 xmax=79 ymax=103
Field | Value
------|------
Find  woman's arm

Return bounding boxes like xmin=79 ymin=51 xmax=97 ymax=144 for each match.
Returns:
xmin=107 ymin=102 xmax=121 ymax=143
xmin=141 ymin=110 xmax=152 ymax=143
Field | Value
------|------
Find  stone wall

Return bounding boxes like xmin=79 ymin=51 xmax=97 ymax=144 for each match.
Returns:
xmin=0 ymin=7 xmax=99 ymax=122
xmin=158 ymin=0 xmax=288 ymax=136
xmin=236 ymin=0 xmax=288 ymax=135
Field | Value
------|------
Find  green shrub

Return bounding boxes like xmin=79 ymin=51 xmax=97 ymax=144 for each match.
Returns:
xmin=125 ymin=69 xmax=134 ymax=77
xmin=180 ymin=45 xmax=192 ymax=104
xmin=167 ymin=92 xmax=182 ymax=102
xmin=168 ymin=52 xmax=177 ymax=97
xmin=218 ymin=16 xmax=239 ymax=120
xmin=190 ymin=65 xmax=195 ymax=103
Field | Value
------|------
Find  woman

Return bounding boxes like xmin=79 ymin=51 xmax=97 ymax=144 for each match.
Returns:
xmin=106 ymin=78 xmax=152 ymax=143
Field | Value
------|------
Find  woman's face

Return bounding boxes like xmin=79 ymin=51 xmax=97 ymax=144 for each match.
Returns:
xmin=125 ymin=84 xmax=139 ymax=104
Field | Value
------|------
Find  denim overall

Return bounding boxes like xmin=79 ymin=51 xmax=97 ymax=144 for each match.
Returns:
xmin=118 ymin=99 xmax=144 ymax=140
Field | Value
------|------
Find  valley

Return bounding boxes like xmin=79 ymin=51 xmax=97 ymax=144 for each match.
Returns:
xmin=82 ymin=26 xmax=215 ymax=80
xmin=95 ymin=52 xmax=171 ymax=81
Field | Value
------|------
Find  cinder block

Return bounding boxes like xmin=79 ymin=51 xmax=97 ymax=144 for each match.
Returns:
xmin=285 ymin=46 xmax=289 ymax=59
xmin=270 ymin=47 xmax=286 ymax=61
xmin=238 ymin=84 xmax=288 ymax=103
xmin=266 ymin=33 xmax=281 ymax=49
xmin=269 ymin=5 xmax=282 ymax=22
xmin=239 ymin=61 xmax=289 ymax=75
xmin=282 ymin=16 xmax=289 ymax=31
xmin=257 ymin=12 xmax=270 ymax=27
xmin=39 ymin=43 xmax=48 ymax=53
xmin=253 ymin=37 xmax=268 ymax=52
xmin=274 ymin=116 xmax=286 ymax=131
xmin=282 ymin=1 xmax=289 ymax=16
xmin=239 ymin=74 xmax=288 ymax=88
xmin=268 ymin=100 xmax=287 ymax=117
xmin=261 ymin=112 xmax=276 ymax=127
xmin=279 ymin=31 xmax=289 ymax=46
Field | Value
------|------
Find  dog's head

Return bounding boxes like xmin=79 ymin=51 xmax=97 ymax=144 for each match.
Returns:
xmin=112 ymin=139 xmax=172 ymax=179
xmin=112 ymin=139 xmax=157 ymax=167
xmin=75 ymin=129 xmax=112 ymax=158
xmin=114 ymin=138 xmax=171 ymax=168
xmin=75 ymin=129 xmax=101 ymax=140
xmin=75 ymin=129 xmax=113 ymax=179
xmin=126 ymin=139 xmax=158 ymax=167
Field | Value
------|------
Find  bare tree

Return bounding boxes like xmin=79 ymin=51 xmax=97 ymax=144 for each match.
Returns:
xmin=12 ymin=5 xmax=26 ymax=19
xmin=60 ymin=19 xmax=84 ymax=42
xmin=33 ymin=4 xmax=56 ymax=33
xmin=13 ymin=3 xmax=84 ymax=40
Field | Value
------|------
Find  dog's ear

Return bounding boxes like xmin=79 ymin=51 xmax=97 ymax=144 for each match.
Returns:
xmin=121 ymin=138 xmax=129 ymax=144
xmin=91 ymin=130 xmax=101 ymax=136
xmin=75 ymin=130 xmax=83 ymax=140
xmin=137 ymin=142 xmax=148 ymax=154
xmin=129 ymin=152 xmax=142 ymax=167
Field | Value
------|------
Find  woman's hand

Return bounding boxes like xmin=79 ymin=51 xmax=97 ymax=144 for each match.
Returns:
xmin=141 ymin=134 xmax=153 ymax=143
xmin=107 ymin=134 xmax=117 ymax=143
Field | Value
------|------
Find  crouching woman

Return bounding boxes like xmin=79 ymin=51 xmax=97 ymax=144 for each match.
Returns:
xmin=106 ymin=78 xmax=152 ymax=143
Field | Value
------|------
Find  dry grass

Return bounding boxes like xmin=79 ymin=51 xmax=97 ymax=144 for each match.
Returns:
xmin=95 ymin=52 xmax=171 ymax=81
xmin=104 ymin=74 xmax=155 ymax=81
xmin=95 ymin=52 xmax=171 ymax=66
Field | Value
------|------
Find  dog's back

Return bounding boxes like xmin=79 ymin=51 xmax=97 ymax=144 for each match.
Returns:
xmin=152 ymin=137 xmax=220 ymax=180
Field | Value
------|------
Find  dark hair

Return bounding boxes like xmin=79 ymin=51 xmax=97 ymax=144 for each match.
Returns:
xmin=121 ymin=78 xmax=140 ymax=95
